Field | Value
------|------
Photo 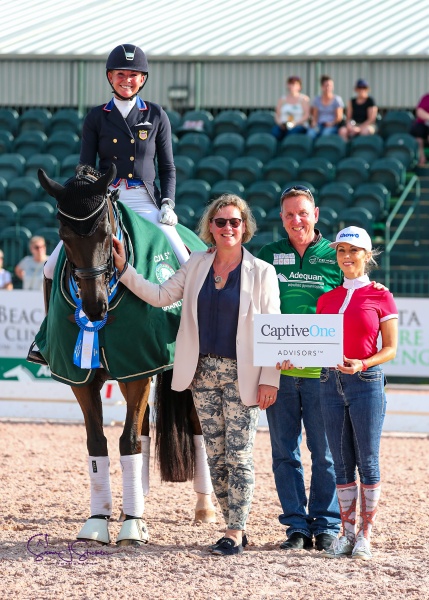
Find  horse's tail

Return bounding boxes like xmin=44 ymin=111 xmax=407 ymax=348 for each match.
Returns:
xmin=154 ymin=369 xmax=195 ymax=482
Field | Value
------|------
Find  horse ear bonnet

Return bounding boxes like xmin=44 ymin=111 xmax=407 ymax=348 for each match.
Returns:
xmin=39 ymin=164 xmax=117 ymax=236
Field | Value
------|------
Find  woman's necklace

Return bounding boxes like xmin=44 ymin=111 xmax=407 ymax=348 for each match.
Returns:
xmin=213 ymin=257 xmax=240 ymax=284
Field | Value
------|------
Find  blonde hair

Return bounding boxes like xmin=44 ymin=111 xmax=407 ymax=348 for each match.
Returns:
xmin=197 ymin=194 xmax=257 ymax=245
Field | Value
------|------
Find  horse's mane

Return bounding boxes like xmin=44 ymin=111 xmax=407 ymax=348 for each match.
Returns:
xmin=56 ymin=165 xmax=109 ymax=236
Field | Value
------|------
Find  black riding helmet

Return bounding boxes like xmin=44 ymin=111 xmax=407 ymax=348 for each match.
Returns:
xmin=106 ymin=44 xmax=149 ymax=100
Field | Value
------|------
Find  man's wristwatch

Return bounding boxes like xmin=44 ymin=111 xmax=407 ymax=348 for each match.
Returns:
xmin=161 ymin=198 xmax=175 ymax=209
xmin=361 ymin=359 xmax=369 ymax=372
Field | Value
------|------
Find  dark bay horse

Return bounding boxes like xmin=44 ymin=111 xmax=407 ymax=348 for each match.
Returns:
xmin=32 ymin=164 xmax=215 ymax=545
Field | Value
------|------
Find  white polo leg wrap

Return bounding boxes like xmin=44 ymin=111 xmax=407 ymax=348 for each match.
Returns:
xmin=120 ymin=454 xmax=144 ymax=518
xmin=140 ymin=435 xmax=151 ymax=496
xmin=193 ymin=434 xmax=213 ymax=494
xmin=88 ymin=456 xmax=112 ymax=516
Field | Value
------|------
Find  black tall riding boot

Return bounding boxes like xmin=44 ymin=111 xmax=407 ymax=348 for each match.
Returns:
xmin=26 ymin=275 xmax=52 ymax=365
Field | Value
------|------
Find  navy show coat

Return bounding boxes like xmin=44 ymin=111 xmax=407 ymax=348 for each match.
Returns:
xmin=79 ymin=97 xmax=176 ymax=207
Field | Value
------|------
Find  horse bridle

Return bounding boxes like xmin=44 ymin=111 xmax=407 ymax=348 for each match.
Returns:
xmin=60 ymin=192 xmax=117 ymax=294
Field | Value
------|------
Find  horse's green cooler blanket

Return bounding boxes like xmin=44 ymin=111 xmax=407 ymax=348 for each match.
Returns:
xmin=35 ymin=201 xmax=207 ymax=386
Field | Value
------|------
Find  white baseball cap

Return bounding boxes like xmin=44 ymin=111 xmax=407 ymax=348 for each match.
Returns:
xmin=329 ymin=226 xmax=372 ymax=251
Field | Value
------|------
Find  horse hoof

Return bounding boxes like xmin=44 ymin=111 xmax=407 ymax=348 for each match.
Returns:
xmin=116 ymin=518 xmax=149 ymax=546
xmin=77 ymin=517 xmax=110 ymax=545
xmin=194 ymin=509 xmax=217 ymax=524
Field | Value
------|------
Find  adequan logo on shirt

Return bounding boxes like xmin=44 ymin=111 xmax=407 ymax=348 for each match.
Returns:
xmin=138 ymin=130 xmax=148 ymax=140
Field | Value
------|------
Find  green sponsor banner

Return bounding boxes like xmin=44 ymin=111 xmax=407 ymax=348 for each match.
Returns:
xmin=0 ymin=357 xmax=51 ymax=380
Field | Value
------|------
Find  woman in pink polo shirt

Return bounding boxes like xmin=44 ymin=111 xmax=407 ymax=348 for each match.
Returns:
xmin=315 ymin=226 xmax=398 ymax=561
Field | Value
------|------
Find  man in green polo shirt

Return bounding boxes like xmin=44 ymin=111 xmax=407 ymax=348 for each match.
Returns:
xmin=258 ymin=186 xmax=341 ymax=551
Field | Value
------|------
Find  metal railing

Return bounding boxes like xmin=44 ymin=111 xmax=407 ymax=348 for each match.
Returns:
xmin=384 ymin=174 xmax=421 ymax=289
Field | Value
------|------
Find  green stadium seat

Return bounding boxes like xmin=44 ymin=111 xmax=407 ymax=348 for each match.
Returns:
xmin=369 ymin=157 xmax=405 ymax=195
xmin=228 ymin=156 xmax=263 ymax=186
xmin=245 ymin=180 xmax=282 ymax=212
xmin=0 ymin=201 xmax=18 ymax=227
xmin=176 ymin=179 xmax=211 ymax=209
xmin=60 ymin=154 xmax=81 ymax=179
xmin=338 ymin=206 xmax=374 ymax=231
xmin=46 ymin=131 xmax=80 ymax=162
xmin=174 ymin=156 xmax=196 ymax=186
xmin=0 ymin=108 xmax=19 ymax=136
xmin=349 ymin=134 xmax=384 ymax=162
xmin=245 ymin=111 xmax=276 ymax=137
xmin=48 ymin=109 xmax=83 ymax=135
xmin=383 ymin=133 xmax=419 ymax=170
xmin=0 ymin=177 xmax=7 ymax=201
xmin=297 ymin=157 xmax=335 ymax=188
xmin=32 ymin=226 xmax=60 ymax=254
xmin=175 ymin=204 xmax=196 ymax=229
xmin=212 ymin=133 xmax=245 ymax=162
xmin=213 ymin=110 xmax=247 ymax=136
xmin=0 ymin=225 xmax=32 ymax=270
xmin=12 ymin=130 xmax=48 ymax=159
xmin=0 ymin=153 xmax=26 ymax=183
xmin=165 ymin=110 xmax=182 ymax=134
xmin=245 ymin=230 xmax=278 ymax=255
xmin=210 ymin=179 xmax=246 ymax=199
xmin=277 ymin=135 xmax=313 ymax=162
xmin=262 ymin=157 xmax=299 ymax=188
xmin=378 ymin=110 xmax=414 ymax=138
xmin=312 ymin=136 xmax=347 ymax=164
xmin=176 ymin=133 xmax=212 ymax=162
xmin=171 ymin=133 xmax=179 ymax=154
xmin=6 ymin=176 xmax=41 ymax=209
xmin=19 ymin=201 xmax=55 ymax=233
xmin=19 ymin=108 xmax=52 ymax=133
xmin=352 ymin=183 xmax=390 ymax=220
xmin=318 ymin=182 xmax=354 ymax=214
xmin=245 ymin=133 xmax=277 ymax=162
xmin=25 ymin=154 xmax=59 ymax=179
xmin=195 ymin=156 xmax=229 ymax=186
xmin=0 ymin=131 xmax=14 ymax=154
xmin=177 ymin=110 xmax=214 ymax=138
xmin=335 ymin=157 xmax=370 ymax=186
xmin=318 ymin=206 xmax=339 ymax=238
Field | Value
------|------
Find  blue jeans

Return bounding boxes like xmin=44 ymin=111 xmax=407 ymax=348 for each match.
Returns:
xmin=319 ymin=366 xmax=386 ymax=486
xmin=307 ymin=124 xmax=339 ymax=139
xmin=271 ymin=124 xmax=308 ymax=140
xmin=266 ymin=374 xmax=340 ymax=539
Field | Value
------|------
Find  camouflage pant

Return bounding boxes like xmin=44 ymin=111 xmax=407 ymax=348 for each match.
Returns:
xmin=191 ymin=356 xmax=260 ymax=530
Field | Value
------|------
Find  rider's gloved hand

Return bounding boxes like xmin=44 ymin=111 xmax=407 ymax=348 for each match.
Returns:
xmin=159 ymin=199 xmax=178 ymax=226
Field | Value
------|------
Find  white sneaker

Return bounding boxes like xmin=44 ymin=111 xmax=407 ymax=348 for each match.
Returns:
xmin=352 ymin=536 xmax=372 ymax=561
xmin=322 ymin=535 xmax=354 ymax=558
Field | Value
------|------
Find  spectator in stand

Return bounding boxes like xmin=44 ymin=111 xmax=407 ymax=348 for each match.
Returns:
xmin=272 ymin=76 xmax=310 ymax=140
xmin=0 ymin=249 xmax=13 ymax=290
xmin=307 ymin=75 xmax=344 ymax=139
xmin=314 ymin=226 xmax=398 ymax=561
xmin=409 ymin=92 xmax=429 ymax=166
xmin=338 ymin=79 xmax=378 ymax=142
xmin=15 ymin=236 xmax=48 ymax=291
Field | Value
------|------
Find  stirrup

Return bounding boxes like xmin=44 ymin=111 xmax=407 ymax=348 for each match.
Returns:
xmin=27 ymin=341 xmax=48 ymax=366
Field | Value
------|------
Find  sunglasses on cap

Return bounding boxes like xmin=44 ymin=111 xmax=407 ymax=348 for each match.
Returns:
xmin=280 ymin=185 xmax=314 ymax=205
xmin=211 ymin=217 xmax=243 ymax=228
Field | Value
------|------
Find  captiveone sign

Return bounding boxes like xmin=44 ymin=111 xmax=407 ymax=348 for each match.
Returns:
xmin=254 ymin=314 xmax=343 ymax=368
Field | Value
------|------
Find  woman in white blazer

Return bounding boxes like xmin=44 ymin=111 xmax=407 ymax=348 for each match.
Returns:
xmin=113 ymin=194 xmax=281 ymax=556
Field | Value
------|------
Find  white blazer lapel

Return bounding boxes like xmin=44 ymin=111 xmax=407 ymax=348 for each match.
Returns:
xmin=190 ymin=251 xmax=216 ymax=321
xmin=239 ymin=248 xmax=255 ymax=318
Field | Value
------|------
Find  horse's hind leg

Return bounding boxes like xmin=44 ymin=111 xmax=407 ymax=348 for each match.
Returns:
xmin=72 ymin=372 xmax=111 ymax=544
xmin=116 ymin=377 xmax=151 ymax=546
xmin=189 ymin=403 xmax=217 ymax=524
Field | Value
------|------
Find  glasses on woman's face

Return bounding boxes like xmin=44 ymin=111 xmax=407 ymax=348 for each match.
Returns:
xmin=32 ymin=245 xmax=46 ymax=250
xmin=211 ymin=218 xmax=243 ymax=229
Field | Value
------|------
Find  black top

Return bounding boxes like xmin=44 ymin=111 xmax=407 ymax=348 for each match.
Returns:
xmin=351 ymin=96 xmax=376 ymax=124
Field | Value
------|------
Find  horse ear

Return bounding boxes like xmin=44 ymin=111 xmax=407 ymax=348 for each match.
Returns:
xmin=90 ymin=163 xmax=117 ymax=196
xmin=38 ymin=169 xmax=65 ymax=199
